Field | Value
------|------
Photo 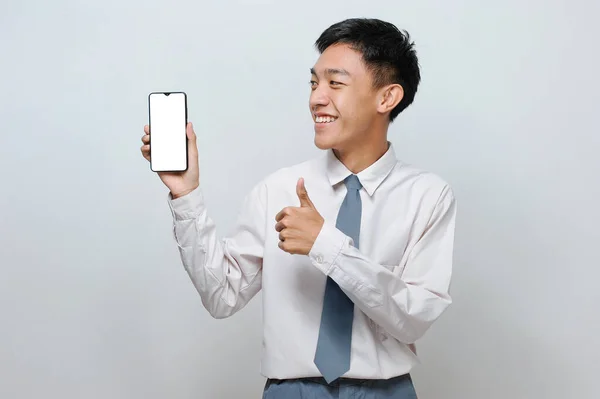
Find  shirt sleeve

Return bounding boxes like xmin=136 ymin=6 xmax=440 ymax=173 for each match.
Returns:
xmin=308 ymin=184 xmax=457 ymax=344
xmin=167 ymin=181 xmax=267 ymax=319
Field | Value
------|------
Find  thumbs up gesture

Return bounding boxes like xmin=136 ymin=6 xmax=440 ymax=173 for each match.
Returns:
xmin=275 ymin=178 xmax=325 ymax=255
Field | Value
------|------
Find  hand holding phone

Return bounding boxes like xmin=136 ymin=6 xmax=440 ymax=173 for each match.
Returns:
xmin=141 ymin=92 xmax=199 ymax=198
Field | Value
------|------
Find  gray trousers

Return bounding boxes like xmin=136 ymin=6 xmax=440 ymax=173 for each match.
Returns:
xmin=262 ymin=374 xmax=417 ymax=399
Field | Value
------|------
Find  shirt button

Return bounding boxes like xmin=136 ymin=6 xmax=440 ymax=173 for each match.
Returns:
xmin=316 ymin=254 xmax=324 ymax=263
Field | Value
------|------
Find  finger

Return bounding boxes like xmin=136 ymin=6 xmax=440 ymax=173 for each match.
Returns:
xmin=279 ymin=231 xmax=285 ymax=241
xmin=142 ymin=134 xmax=149 ymax=144
xmin=144 ymin=125 xmax=149 ymax=135
xmin=275 ymin=207 xmax=291 ymax=222
xmin=296 ymin=178 xmax=315 ymax=208
xmin=275 ymin=219 xmax=288 ymax=232
xmin=141 ymin=144 xmax=150 ymax=161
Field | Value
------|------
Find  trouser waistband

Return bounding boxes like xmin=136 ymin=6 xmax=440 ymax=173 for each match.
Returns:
xmin=268 ymin=373 xmax=412 ymax=387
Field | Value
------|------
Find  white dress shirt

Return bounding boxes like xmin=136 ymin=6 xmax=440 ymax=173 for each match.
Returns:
xmin=167 ymin=142 xmax=457 ymax=380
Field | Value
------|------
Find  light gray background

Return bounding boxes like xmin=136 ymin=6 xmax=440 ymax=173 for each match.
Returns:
xmin=1 ymin=0 xmax=598 ymax=398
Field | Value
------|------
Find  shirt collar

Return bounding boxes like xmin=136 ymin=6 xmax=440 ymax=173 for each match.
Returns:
xmin=324 ymin=142 xmax=398 ymax=196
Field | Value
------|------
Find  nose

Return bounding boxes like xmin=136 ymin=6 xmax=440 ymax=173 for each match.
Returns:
xmin=309 ymin=85 xmax=329 ymax=110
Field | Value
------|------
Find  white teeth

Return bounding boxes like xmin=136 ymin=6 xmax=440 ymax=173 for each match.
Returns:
xmin=316 ymin=116 xmax=337 ymax=123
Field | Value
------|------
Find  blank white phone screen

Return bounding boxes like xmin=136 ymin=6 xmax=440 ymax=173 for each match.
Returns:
xmin=149 ymin=92 xmax=187 ymax=172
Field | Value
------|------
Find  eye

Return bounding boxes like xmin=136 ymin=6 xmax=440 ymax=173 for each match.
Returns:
xmin=330 ymin=81 xmax=343 ymax=87
xmin=309 ymin=80 xmax=317 ymax=90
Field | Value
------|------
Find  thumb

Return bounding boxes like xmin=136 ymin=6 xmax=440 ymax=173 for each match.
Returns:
xmin=296 ymin=178 xmax=315 ymax=208
xmin=187 ymin=122 xmax=198 ymax=159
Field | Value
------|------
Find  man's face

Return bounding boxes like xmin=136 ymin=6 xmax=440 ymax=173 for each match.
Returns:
xmin=309 ymin=43 xmax=379 ymax=151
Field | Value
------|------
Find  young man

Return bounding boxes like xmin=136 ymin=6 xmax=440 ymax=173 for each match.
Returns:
xmin=141 ymin=18 xmax=456 ymax=399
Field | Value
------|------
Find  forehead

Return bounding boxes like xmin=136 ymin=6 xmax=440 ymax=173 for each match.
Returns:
xmin=311 ymin=43 xmax=368 ymax=78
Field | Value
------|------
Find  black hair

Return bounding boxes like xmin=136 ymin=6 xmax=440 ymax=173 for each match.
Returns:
xmin=314 ymin=18 xmax=421 ymax=122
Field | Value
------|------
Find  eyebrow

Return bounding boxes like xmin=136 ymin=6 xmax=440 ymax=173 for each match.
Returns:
xmin=310 ymin=67 xmax=351 ymax=77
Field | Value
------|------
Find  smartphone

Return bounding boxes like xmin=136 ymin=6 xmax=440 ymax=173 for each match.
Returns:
xmin=148 ymin=91 xmax=188 ymax=172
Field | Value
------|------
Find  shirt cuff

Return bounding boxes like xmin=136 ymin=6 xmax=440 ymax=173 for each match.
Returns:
xmin=308 ymin=221 xmax=352 ymax=275
xmin=167 ymin=187 xmax=205 ymax=221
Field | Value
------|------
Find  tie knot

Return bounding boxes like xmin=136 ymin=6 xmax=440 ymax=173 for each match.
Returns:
xmin=344 ymin=174 xmax=362 ymax=191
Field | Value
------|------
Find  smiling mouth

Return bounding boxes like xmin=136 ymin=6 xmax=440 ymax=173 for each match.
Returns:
xmin=314 ymin=115 xmax=338 ymax=123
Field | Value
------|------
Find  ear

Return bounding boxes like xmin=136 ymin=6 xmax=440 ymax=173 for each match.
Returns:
xmin=376 ymin=84 xmax=404 ymax=116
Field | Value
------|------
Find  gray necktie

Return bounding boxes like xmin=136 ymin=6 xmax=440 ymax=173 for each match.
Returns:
xmin=314 ymin=174 xmax=362 ymax=383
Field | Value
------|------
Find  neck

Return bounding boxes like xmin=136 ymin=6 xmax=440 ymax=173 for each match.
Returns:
xmin=333 ymin=138 xmax=389 ymax=174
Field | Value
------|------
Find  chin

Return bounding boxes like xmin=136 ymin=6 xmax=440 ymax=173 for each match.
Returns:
xmin=313 ymin=123 xmax=342 ymax=149
xmin=313 ymin=134 xmax=336 ymax=150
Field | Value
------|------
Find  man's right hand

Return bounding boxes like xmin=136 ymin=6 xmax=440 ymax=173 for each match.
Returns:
xmin=141 ymin=122 xmax=200 ymax=199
